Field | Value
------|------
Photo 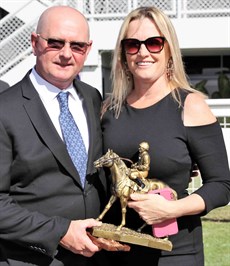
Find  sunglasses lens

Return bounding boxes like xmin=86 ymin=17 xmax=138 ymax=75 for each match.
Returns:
xmin=70 ymin=42 xmax=88 ymax=54
xmin=46 ymin=39 xmax=88 ymax=54
xmin=123 ymin=39 xmax=140 ymax=55
xmin=146 ymin=37 xmax=165 ymax=53
xmin=47 ymin=39 xmax=65 ymax=49
xmin=122 ymin=37 xmax=165 ymax=54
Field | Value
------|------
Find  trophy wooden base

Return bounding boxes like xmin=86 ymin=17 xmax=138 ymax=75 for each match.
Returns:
xmin=91 ymin=223 xmax=172 ymax=251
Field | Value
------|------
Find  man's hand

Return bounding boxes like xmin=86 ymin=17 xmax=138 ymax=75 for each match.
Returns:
xmin=60 ymin=219 xmax=102 ymax=257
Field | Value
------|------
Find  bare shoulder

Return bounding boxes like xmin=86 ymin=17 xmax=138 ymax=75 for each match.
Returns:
xmin=183 ymin=93 xmax=216 ymax=126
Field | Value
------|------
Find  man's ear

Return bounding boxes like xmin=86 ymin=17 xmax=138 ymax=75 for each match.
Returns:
xmin=31 ymin=32 xmax=38 ymax=56
xmin=85 ymin=40 xmax=93 ymax=57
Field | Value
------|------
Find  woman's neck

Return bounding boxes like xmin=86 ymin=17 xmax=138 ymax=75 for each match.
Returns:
xmin=127 ymin=80 xmax=172 ymax=108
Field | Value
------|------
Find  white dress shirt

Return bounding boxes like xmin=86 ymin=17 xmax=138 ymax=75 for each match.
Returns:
xmin=29 ymin=68 xmax=89 ymax=152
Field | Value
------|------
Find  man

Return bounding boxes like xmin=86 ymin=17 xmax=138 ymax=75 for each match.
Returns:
xmin=129 ymin=142 xmax=150 ymax=188
xmin=0 ymin=6 xmax=108 ymax=266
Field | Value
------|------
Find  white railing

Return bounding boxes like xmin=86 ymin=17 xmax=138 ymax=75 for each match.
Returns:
xmin=81 ymin=0 xmax=230 ymax=21
xmin=0 ymin=0 xmax=63 ymax=77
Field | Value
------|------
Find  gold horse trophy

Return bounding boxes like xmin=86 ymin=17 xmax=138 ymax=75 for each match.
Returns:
xmin=89 ymin=142 xmax=177 ymax=252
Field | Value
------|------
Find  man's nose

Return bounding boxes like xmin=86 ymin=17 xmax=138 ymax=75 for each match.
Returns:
xmin=59 ymin=43 xmax=73 ymax=58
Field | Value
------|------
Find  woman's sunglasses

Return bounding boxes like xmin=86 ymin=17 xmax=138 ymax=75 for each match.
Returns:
xmin=37 ymin=34 xmax=91 ymax=54
xmin=121 ymin=36 xmax=166 ymax=55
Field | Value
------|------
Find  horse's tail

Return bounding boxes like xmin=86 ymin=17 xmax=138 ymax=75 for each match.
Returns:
xmin=146 ymin=178 xmax=166 ymax=190
xmin=146 ymin=179 xmax=178 ymax=199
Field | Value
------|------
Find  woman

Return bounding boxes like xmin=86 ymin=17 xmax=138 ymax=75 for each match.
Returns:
xmin=101 ymin=6 xmax=230 ymax=266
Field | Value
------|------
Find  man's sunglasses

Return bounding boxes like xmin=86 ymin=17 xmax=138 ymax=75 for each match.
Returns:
xmin=121 ymin=36 xmax=166 ymax=55
xmin=37 ymin=34 xmax=91 ymax=54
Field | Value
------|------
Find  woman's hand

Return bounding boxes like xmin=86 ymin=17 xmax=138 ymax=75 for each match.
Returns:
xmin=128 ymin=193 xmax=176 ymax=225
xmin=128 ymin=192 xmax=206 ymax=225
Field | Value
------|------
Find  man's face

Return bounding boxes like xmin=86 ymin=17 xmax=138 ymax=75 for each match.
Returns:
xmin=31 ymin=13 xmax=91 ymax=89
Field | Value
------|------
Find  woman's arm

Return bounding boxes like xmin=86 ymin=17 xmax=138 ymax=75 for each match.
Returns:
xmin=128 ymin=92 xmax=230 ymax=224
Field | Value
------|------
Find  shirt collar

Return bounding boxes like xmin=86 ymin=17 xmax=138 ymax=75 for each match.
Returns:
xmin=29 ymin=68 xmax=78 ymax=102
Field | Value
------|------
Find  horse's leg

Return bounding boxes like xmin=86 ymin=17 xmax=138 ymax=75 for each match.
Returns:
xmin=117 ymin=196 xmax=128 ymax=231
xmin=97 ymin=195 xmax=117 ymax=221
xmin=117 ymin=185 xmax=132 ymax=230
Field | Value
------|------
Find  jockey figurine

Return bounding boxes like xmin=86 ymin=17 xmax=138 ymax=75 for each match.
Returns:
xmin=129 ymin=142 xmax=150 ymax=189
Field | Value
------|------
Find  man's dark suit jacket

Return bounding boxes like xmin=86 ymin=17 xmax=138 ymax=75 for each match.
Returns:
xmin=0 ymin=80 xmax=9 ymax=93
xmin=0 ymin=71 xmax=108 ymax=265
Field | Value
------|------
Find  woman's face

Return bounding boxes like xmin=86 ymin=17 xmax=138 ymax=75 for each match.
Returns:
xmin=124 ymin=18 xmax=170 ymax=86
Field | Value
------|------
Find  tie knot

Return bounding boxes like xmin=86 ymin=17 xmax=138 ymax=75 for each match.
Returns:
xmin=57 ymin=92 xmax=69 ymax=109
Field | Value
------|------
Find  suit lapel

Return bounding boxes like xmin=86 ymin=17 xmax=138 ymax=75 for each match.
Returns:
xmin=21 ymin=74 xmax=82 ymax=185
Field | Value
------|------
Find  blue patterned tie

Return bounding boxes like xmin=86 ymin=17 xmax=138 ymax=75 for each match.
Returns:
xmin=57 ymin=92 xmax=87 ymax=187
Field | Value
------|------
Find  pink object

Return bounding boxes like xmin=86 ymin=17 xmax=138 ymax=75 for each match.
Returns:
xmin=149 ymin=188 xmax=178 ymax=237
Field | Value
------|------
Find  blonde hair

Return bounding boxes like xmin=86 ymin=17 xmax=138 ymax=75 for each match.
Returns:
xmin=107 ymin=6 xmax=199 ymax=118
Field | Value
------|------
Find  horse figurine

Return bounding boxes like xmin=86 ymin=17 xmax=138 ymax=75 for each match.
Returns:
xmin=94 ymin=149 xmax=177 ymax=231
